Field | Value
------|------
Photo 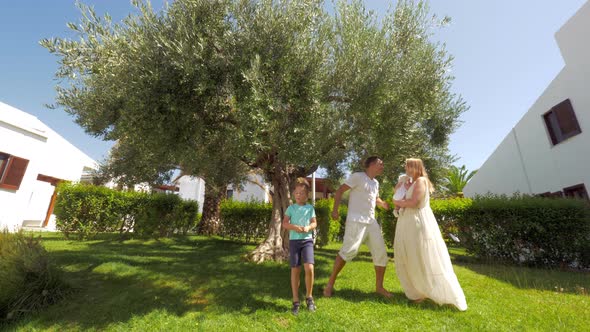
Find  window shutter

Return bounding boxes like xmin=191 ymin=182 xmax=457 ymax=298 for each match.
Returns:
xmin=1 ymin=156 xmax=29 ymax=190
xmin=554 ymin=99 xmax=581 ymax=137
xmin=543 ymin=112 xmax=559 ymax=145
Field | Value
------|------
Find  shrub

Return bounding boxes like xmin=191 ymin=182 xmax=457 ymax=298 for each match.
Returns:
xmin=0 ymin=230 xmax=68 ymax=323
xmin=54 ymin=183 xmax=127 ymax=239
xmin=314 ymin=199 xmax=341 ymax=247
xmin=458 ymin=194 xmax=590 ymax=268
xmin=219 ymin=200 xmax=272 ymax=243
xmin=431 ymin=197 xmax=473 ymax=245
xmin=135 ymin=193 xmax=180 ymax=238
xmin=54 ymin=183 xmax=199 ymax=240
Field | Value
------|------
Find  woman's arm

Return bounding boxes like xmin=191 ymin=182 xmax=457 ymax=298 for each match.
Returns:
xmin=394 ymin=177 xmax=426 ymax=208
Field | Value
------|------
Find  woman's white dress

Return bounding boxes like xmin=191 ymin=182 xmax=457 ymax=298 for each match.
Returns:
xmin=394 ymin=180 xmax=467 ymax=311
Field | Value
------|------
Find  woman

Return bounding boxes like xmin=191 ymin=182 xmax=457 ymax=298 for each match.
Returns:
xmin=393 ymin=158 xmax=467 ymax=311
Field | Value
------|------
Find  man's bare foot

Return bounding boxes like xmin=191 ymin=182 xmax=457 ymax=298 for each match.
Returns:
xmin=376 ymin=287 xmax=392 ymax=298
xmin=323 ymin=284 xmax=334 ymax=297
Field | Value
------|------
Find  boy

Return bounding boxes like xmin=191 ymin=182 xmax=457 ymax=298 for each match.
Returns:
xmin=282 ymin=178 xmax=317 ymax=315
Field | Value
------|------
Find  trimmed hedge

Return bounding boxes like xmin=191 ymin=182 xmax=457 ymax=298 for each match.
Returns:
xmin=54 ymin=183 xmax=199 ymax=240
xmin=458 ymin=195 xmax=590 ymax=268
xmin=219 ymin=200 xmax=272 ymax=243
xmin=54 ymin=182 xmax=590 ymax=268
xmin=219 ymin=199 xmax=342 ymax=247
xmin=0 ymin=230 xmax=68 ymax=322
xmin=314 ymin=199 xmax=341 ymax=247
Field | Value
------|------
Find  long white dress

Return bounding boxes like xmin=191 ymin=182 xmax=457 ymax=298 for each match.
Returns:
xmin=393 ymin=179 xmax=468 ymax=311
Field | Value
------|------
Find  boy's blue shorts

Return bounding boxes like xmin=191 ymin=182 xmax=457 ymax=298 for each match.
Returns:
xmin=289 ymin=239 xmax=315 ymax=267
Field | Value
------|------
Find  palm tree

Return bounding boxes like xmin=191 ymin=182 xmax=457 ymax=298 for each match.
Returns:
xmin=441 ymin=165 xmax=477 ymax=197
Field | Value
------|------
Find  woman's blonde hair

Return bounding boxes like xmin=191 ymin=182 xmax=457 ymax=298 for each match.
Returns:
xmin=405 ymin=158 xmax=434 ymax=193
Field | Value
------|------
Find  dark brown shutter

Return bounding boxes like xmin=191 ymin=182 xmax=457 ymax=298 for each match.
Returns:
xmin=554 ymin=99 xmax=581 ymax=137
xmin=1 ymin=156 xmax=29 ymax=190
xmin=543 ymin=112 xmax=559 ymax=145
xmin=0 ymin=153 xmax=9 ymax=178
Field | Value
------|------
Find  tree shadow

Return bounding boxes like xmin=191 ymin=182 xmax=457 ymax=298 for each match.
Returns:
xmin=6 ymin=236 xmax=295 ymax=330
xmin=454 ymin=260 xmax=589 ymax=296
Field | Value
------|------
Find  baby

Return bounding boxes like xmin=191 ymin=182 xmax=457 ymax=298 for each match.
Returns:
xmin=393 ymin=174 xmax=412 ymax=217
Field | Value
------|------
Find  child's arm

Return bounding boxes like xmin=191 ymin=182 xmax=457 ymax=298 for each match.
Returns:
xmin=282 ymin=215 xmax=303 ymax=232
xmin=303 ymin=217 xmax=317 ymax=233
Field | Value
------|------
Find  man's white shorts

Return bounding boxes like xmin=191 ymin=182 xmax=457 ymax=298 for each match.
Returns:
xmin=338 ymin=219 xmax=389 ymax=266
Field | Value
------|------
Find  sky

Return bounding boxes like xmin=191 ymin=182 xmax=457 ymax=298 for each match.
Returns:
xmin=0 ymin=0 xmax=587 ymax=173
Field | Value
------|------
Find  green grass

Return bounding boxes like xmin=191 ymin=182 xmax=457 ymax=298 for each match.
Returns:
xmin=4 ymin=233 xmax=589 ymax=331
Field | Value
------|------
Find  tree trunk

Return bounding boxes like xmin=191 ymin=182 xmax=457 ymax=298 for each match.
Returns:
xmin=197 ymin=184 xmax=225 ymax=236
xmin=247 ymin=162 xmax=291 ymax=263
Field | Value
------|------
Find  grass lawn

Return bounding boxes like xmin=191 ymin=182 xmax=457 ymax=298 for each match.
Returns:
xmin=4 ymin=233 xmax=589 ymax=331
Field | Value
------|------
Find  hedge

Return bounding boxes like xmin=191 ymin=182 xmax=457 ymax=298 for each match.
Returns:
xmin=54 ymin=183 xmax=199 ymax=240
xmin=458 ymin=194 xmax=590 ymax=268
xmin=219 ymin=199 xmax=342 ymax=247
xmin=219 ymin=200 xmax=272 ymax=243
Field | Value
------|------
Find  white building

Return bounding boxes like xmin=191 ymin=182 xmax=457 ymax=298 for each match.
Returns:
xmin=464 ymin=1 xmax=590 ymax=200
xmin=173 ymin=172 xmax=270 ymax=213
xmin=0 ymin=102 xmax=96 ymax=231
xmin=226 ymin=173 xmax=271 ymax=203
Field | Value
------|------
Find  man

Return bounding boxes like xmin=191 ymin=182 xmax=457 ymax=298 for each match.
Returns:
xmin=324 ymin=156 xmax=392 ymax=298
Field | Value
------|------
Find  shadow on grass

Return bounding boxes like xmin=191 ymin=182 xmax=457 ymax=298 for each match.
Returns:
xmin=444 ymin=247 xmax=590 ymax=296
xmin=6 ymin=236 xmax=293 ymax=330
xmin=454 ymin=260 xmax=589 ymax=295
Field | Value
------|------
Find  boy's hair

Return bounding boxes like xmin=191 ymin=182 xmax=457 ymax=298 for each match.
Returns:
xmin=364 ymin=156 xmax=382 ymax=169
xmin=294 ymin=177 xmax=310 ymax=192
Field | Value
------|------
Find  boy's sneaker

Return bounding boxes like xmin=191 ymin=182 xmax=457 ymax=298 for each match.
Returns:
xmin=306 ymin=297 xmax=316 ymax=312
xmin=291 ymin=301 xmax=300 ymax=315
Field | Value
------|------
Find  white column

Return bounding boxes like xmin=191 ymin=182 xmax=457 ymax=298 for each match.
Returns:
xmin=311 ymin=171 xmax=316 ymax=204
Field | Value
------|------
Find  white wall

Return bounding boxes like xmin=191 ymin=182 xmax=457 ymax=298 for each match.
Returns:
xmin=463 ymin=130 xmax=531 ymax=196
xmin=464 ymin=2 xmax=590 ymax=197
xmin=176 ymin=175 xmax=205 ymax=213
xmin=173 ymin=173 xmax=270 ymax=215
xmin=229 ymin=173 xmax=270 ymax=203
xmin=0 ymin=102 xmax=96 ymax=231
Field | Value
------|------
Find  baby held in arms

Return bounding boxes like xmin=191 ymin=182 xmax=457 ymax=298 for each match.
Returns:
xmin=393 ymin=174 xmax=412 ymax=217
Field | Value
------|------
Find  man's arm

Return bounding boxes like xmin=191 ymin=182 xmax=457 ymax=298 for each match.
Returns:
xmin=331 ymin=184 xmax=351 ymax=220
xmin=376 ymin=197 xmax=390 ymax=210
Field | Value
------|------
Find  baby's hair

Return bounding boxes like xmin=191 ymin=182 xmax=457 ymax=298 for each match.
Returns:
xmin=294 ymin=177 xmax=310 ymax=192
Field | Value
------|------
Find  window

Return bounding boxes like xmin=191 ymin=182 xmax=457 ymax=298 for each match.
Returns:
xmin=537 ymin=191 xmax=563 ymax=198
xmin=0 ymin=152 xmax=29 ymax=191
xmin=226 ymin=189 xmax=234 ymax=199
xmin=543 ymin=99 xmax=581 ymax=145
xmin=563 ymin=184 xmax=588 ymax=200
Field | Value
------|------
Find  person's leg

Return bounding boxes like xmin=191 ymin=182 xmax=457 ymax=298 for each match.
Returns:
xmin=324 ymin=222 xmax=365 ymax=297
xmin=303 ymin=263 xmax=316 ymax=311
xmin=304 ymin=263 xmax=314 ymax=298
xmin=366 ymin=221 xmax=392 ymax=298
xmin=291 ymin=267 xmax=301 ymax=302
xmin=289 ymin=240 xmax=303 ymax=314
xmin=301 ymin=239 xmax=315 ymax=299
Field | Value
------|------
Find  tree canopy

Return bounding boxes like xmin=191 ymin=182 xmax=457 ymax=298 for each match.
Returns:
xmin=42 ymin=0 xmax=466 ymax=262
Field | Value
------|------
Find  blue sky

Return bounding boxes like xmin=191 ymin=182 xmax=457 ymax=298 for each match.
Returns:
xmin=0 ymin=0 xmax=586 ymax=173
